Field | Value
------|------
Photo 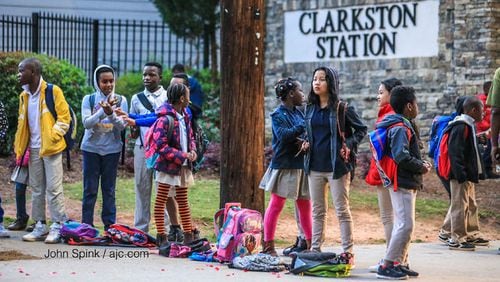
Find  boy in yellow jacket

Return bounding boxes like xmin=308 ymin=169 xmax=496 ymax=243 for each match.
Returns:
xmin=14 ymin=58 xmax=69 ymax=243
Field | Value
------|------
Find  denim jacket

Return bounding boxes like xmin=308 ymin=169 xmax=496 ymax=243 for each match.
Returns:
xmin=304 ymin=103 xmax=367 ymax=178
xmin=269 ymin=105 xmax=306 ymax=169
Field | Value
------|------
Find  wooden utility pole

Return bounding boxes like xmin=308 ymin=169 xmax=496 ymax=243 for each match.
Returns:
xmin=219 ymin=0 xmax=265 ymax=212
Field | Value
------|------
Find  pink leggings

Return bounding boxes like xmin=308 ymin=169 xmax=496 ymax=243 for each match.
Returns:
xmin=263 ymin=193 xmax=312 ymax=241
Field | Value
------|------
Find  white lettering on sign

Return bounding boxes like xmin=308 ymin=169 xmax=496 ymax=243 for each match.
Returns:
xmin=284 ymin=0 xmax=439 ymax=63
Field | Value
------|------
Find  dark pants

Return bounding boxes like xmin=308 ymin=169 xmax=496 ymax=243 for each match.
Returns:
xmin=0 ymin=193 xmax=4 ymax=224
xmin=82 ymin=151 xmax=120 ymax=227
xmin=15 ymin=182 xmax=28 ymax=219
xmin=481 ymin=140 xmax=492 ymax=172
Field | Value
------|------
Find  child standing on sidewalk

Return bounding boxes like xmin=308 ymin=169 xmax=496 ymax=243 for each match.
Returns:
xmin=260 ymin=78 xmax=312 ymax=256
xmin=375 ymin=86 xmax=431 ymax=280
xmin=445 ymin=96 xmax=489 ymax=251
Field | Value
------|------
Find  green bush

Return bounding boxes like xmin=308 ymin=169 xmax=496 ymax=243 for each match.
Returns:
xmin=116 ymin=68 xmax=221 ymax=142
xmin=0 ymin=52 xmax=93 ymax=155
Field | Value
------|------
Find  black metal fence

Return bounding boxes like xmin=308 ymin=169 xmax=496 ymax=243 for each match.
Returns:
xmin=1 ymin=12 xmax=205 ymax=79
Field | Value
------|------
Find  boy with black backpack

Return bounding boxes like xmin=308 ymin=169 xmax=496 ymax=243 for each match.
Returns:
xmin=439 ymin=96 xmax=489 ymax=251
xmin=373 ymin=86 xmax=431 ymax=280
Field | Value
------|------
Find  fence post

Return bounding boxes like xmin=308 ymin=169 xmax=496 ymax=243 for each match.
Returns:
xmin=31 ymin=12 xmax=40 ymax=53
xmin=92 ymin=19 xmax=99 ymax=72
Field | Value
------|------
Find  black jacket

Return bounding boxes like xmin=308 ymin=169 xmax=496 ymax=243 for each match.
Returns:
xmin=447 ymin=117 xmax=485 ymax=183
xmin=377 ymin=114 xmax=426 ymax=190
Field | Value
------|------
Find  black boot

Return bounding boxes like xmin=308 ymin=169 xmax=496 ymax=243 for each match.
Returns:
xmin=7 ymin=215 xmax=29 ymax=231
xmin=183 ymin=231 xmax=194 ymax=245
xmin=283 ymin=236 xmax=307 ymax=256
xmin=167 ymin=225 xmax=184 ymax=242
xmin=156 ymin=233 xmax=168 ymax=247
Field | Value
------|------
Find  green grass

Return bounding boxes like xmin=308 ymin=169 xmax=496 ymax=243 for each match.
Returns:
xmin=62 ymin=177 xmax=495 ymax=242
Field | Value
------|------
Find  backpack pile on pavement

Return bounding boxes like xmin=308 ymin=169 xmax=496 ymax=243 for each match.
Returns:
xmin=60 ymin=221 xmax=156 ymax=248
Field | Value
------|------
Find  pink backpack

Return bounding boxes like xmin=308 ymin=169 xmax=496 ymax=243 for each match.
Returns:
xmin=213 ymin=203 xmax=262 ymax=263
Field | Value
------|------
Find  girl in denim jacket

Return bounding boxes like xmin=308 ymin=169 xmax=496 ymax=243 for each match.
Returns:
xmin=260 ymin=78 xmax=312 ymax=256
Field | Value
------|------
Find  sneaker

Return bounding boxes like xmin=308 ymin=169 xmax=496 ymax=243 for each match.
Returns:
xmin=283 ymin=236 xmax=308 ymax=256
xmin=448 ymin=241 xmax=475 ymax=251
xmin=45 ymin=222 xmax=62 ymax=244
xmin=25 ymin=222 xmax=36 ymax=232
xmin=398 ymin=264 xmax=419 ymax=277
xmin=0 ymin=225 xmax=10 ymax=238
xmin=467 ymin=237 xmax=489 ymax=246
xmin=369 ymin=259 xmax=384 ymax=273
xmin=22 ymin=221 xmax=48 ymax=242
xmin=377 ymin=264 xmax=409 ymax=280
xmin=7 ymin=216 xmax=29 ymax=231
xmin=438 ymin=233 xmax=450 ymax=244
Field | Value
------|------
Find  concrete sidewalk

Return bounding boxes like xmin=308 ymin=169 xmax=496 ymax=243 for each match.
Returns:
xmin=0 ymin=231 xmax=499 ymax=281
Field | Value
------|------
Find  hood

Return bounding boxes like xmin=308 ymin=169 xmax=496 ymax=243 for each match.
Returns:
xmin=93 ymin=64 xmax=116 ymax=97
xmin=376 ymin=113 xmax=413 ymax=129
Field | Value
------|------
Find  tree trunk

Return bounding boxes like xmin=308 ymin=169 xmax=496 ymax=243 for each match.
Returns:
xmin=219 ymin=0 xmax=265 ymax=213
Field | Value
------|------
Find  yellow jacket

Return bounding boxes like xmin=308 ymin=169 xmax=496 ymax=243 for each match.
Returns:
xmin=14 ymin=80 xmax=70 ymax=159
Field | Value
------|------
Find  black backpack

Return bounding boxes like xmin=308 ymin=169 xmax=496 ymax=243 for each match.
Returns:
xmin=45 ymin=83 xmax=78 ymax=170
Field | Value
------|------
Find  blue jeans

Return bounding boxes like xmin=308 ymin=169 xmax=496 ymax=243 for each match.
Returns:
xmin=82 ymin=151 xmax=120 ymax=227
xmin=15 ymin=182 xmax=28 ymax=219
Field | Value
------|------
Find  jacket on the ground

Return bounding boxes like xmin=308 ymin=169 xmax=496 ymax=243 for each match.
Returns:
xmin=270 ymin=105 xmax=306 ymax=169
xmin=447 ymin=114 xmax=485 ymax=183
xmin=152 ymin=103 xmax=196 ymax=175
xmin=365 ymin=104 xmax=395 ymax=186
xmin=304 ymin=103 xmax=367 ymax=178
xmin=14 ymin=79 xmax=70 ymax=160
xmin=377 ymin=114 xmax=425 ymax=190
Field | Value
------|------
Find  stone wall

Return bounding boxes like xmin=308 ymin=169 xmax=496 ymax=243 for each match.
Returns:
xmin=264 ymin=0 xmax=499 ymax=147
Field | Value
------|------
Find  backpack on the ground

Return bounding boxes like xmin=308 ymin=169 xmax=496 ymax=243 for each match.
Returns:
xmin=60 ymin=221 xmax=101 ymax=245
xmin=368 ymin=122 xmax=412 ymax=190
xmin=436 ymin=122 xmax=470 ymax=180
xmin=144 ymin=115 xmax=174 ymax=169
xmin=290 ymin=252 xmax=353 ymax=278
xmin=428 ymin=114 xmax=454 ymax=161
xmin=88 ymin=93 xmax=127 ymax=164
xmin=45 ymin=83 xmax=78 ymax=170
xmin=191 ymin=119 xmax=209 ymax=173
xmin=213 ymin=202 xmax=262 ymax=263
xmin=105 ymin=223 xmax=156 ymax=247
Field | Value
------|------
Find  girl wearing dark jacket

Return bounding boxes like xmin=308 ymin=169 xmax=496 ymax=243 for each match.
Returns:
xmin=260 ymin=78 xmax=312 ymax=256
xmin=303 ymin=66 xmax=367 ymax=255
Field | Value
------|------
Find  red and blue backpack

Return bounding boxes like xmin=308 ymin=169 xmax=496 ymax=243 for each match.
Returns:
xmin=436 ymin=122 xmax=469 ymax=180
xmin=368 ymin=122 xmax=412 ymax=191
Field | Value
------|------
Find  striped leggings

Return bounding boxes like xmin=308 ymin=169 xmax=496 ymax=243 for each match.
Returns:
xmin=154 ymin=182 xmax=192 ymax=235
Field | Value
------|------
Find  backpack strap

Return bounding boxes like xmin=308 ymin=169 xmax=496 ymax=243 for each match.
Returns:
xmin=336 ymin=101 xmax=347 ymax=141
xmin=137 ymin=92 xmax=154 ymax=112
xmin=89 ymin=93 xmax=96 ymax=114
xmin=45 ymin=83 xmax=56 ymax=120
xmin=213 ymin=208 xmax=225 ymax=238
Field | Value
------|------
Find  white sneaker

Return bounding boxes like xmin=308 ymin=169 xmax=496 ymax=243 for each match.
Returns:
xmin=0 ymin=225 xmax=10 ymax=238
xmin=369 ymin=258 xmax=384 ymax=273
xmin=45 ymin=222 xmax=62 ymax=244
xmin=22 ymin=221 xmax=48 ymax=242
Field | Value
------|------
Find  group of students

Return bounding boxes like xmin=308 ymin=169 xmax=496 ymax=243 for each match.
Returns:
xmin=0 ymin=58 xmax=204 ymax=247
xmin=260 ymin=66 xmax=498 ymax=280
xmin=0 ymin=58 xmax=498 ymax=280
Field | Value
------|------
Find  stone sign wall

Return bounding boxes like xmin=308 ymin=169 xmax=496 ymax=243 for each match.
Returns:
xmin=264 ymin=0 xmax=499 ymax=149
